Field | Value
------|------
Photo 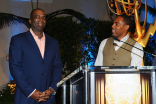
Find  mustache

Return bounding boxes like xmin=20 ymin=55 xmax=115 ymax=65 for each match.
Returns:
xmin=37 ymin=21 xmax=46 ymax=25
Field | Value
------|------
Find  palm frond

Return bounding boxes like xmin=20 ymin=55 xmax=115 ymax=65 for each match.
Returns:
xmin=0 ymin=13 xmax=30 ymax=30
xmin=46 ymin=9 xmax=86 ymax=22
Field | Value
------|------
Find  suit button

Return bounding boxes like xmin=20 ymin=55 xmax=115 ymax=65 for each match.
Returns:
xmin=115 ymin=53 xmax=116 ymax=55
xmin=113 ymin=59 xmax=115 ymax=60
xmin=43 ymin=62 xmax=45 ymax=64
xmin=42 ymin=73 xmax=46 ymax=75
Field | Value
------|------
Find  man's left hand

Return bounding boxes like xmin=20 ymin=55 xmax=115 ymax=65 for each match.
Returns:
xmin=41 ymin=89 xmax=54 ymax=100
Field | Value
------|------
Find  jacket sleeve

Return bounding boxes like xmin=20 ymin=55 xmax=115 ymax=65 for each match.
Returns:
xmin=50 ymin=41 xmax=62 ymax=92
xmin=9 ymin=36 xmax=35 ymax=97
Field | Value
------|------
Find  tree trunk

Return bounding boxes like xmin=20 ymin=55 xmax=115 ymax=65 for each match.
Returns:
xmin=31 ymin=0 xmax=34 ymax=10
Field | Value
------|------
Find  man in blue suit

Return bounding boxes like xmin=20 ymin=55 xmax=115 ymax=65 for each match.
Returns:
xmin=9 ymin=8 xmax=62 ymax=104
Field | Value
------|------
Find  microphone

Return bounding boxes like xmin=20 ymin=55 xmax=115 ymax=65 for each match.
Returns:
xmin=113 ymin=36 xmax=156 ymax=57
xmin=113 ymin=43 xmax=142 ymax=58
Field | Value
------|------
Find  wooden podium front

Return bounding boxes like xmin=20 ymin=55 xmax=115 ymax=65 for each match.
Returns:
xmin=57 ymin=66 xmax=156 ymax=104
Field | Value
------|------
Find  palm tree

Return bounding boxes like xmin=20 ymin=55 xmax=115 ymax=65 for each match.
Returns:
xmin=37 ymin=0 xmax=38 ymax=8
xmin=31 ymin=0 xmax=33 ymax=10
xmin=0 ymin=9 xmax=86 ymax=30
xmin=0 ymin=12 xmax=30 ymax=29
xmin=31 ymin=0 xmax=38 ymax=9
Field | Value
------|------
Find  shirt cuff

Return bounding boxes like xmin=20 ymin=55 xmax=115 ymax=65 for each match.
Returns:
xmin=49 ymin=87 xmax=56 ymax=95
xmin=28 ymin=89 xmax=36 ymax=98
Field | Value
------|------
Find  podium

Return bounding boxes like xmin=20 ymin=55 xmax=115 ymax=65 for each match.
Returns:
xmin=57 ymin=66 xmax=156 ymax=104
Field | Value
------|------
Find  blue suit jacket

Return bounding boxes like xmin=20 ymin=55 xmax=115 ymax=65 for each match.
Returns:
xmin=9 ymin=31 xmax=62 ymax=104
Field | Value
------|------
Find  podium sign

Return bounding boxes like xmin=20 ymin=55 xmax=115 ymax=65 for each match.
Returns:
xmin=57 ymin=66 xmax=156 ymax=104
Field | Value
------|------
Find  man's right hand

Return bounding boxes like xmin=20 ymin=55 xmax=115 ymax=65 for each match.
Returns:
xmin=30 ymin=90 xmax=46 ymax=102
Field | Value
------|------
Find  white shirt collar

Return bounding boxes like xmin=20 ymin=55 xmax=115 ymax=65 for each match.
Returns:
xmin=120 ymin=34 xmax=129 ymax=42
xmin=114 ymin=34 xmax=129 ymax=43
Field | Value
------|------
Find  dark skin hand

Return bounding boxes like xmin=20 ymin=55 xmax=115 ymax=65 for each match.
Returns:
xmin=31 ymin=89 xmax=54 ymax=102
xmin=30 ymin=90 xmax=46 ymax=102
xmin=39 ymin=89 xmax=54 ymax=102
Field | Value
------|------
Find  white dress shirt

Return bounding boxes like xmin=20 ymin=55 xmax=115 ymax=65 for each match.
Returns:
xmin=94 ymin=34 xmax=144 ymax=66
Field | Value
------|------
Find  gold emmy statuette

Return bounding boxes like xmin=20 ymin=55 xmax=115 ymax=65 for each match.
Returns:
xmin=107 ymin=0 xmax=156 ymax=47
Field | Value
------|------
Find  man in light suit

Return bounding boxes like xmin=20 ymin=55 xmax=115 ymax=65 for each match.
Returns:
xmin=9 ymin=8 xmax=62 ymax=104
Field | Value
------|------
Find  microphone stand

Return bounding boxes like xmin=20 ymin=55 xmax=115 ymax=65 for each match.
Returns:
xmin=113 ymin=36 xmax=156 ymax=57
xmin=83 ymin=36 xmax=91 ymax=104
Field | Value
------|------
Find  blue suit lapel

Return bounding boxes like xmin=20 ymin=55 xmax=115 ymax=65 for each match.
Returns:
xmin=44 ymin=34 xmax=50 ymax=60
xmin=25 ymin=31 xmax=43 ymax=59
xmin=25 ymin=31 xmax=51 ymax=60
